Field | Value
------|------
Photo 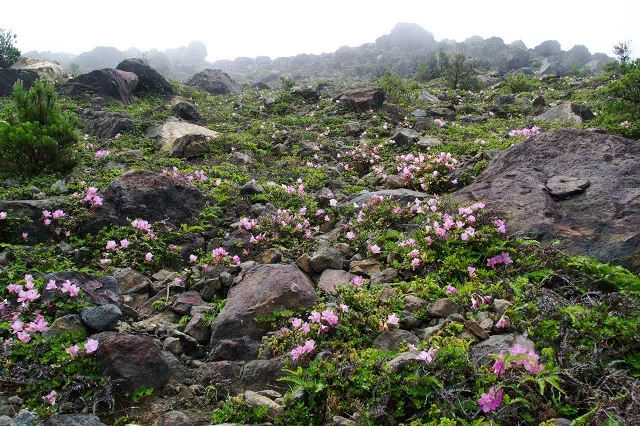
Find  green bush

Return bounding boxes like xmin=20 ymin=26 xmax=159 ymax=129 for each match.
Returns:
xmin=504 ymin=72 xmax=540 ymax=93
xmin=0 ymin=28 xmax=20 ymax=68
xmin=596 ymin=59 xmax=640 ymax=138
xmin=0 ymin=79 xmax=79 ymax=175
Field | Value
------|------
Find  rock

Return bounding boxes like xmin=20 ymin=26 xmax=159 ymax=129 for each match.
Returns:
xmin=91 ymin=169 xmax=204 ymax=230
xmin=545 ymin=175 xmax=591 ymax=200
xmin=50 ymin=179 xmax=68 ymax=195
xmin=295 ymin=253 xmax=312 ymax=274
xmin=344 ymin=122 xmax=363 ymax=135
xmin=171 ymin=97 xmax=201 ymax=121
xmin=241 ymin=358 xmax=284 ymax=391
xmin=147 ymin=119 xmax=221 ymax=158
xmin=428 ymin=107 xmax=456 ymax=120
xmin=59 ymin=69 xmax=137 ymax=104
xmin=310 ymin=246 xmax=344 ymax=273
xmin=116 ymin=58 xmax=174 ymax=97
xmin=154 ymin=411 xmax=192 ymax=426
xmin=243 ymin=391 xmax=284 ymax=420
xmin=10 ymin=410 xmax=38 ymax=426
xmin=241 ymin=179 xmax=265 ymax=195
xmin=388 ymin=351 xmax=420 ymax=373
xmin=534 ymin=102 xmax=594 ymax=123
xmin=115 ymin=148 xmax=143 ymax=162
xmin=0 ymin=199 xmax=58 ymax=243
xmin=317 ymin=269 xmax=355 ymax=293
xmin=184 ymin=314 xmax=211 ymax=343
xmin=221 ymin=229 xmax=252 ymax=255
xmin=373 ymin=329 xmax=419 ymax=351
xmin=112 ymin=268 xmax=151 ymax=294
xmin=0 ymin=69 xmax=38 ymax=97
xmin=403 ymin=295 xmax=426 ymax=312
xmin=419 ymin=90 xmax=440 ymax=102
xmin=334 ymin=87 xmax=385 ymax=111
xmin=163 ymin=336 xmax=183 ymax=356
xmin=493 ymin=299 xmax=512 ymax=315
xmin=44 ymin=272 xmax=122 ymax=307
xmin=0 ymin=416 xmax=9 ymax=426
xmin=186 ymin=69 xmax=242 ymax=94
xmin=348 ymin=189 xmax=430 ymax=207
xmin=465 ymin=320 xmax=489 ymax=340
xmin=292 ymin=86 xmax=319 ymax=101
xmin=534 ymin=40 xmax=562 ymax=57
xmin=96 ymin=334 xmax=172 ymax=392
xmin=428 ymin=299 xmax=460 ymax=318
xmin=10 ymin=58 xmax=65 ymax=81
xmin=469 ymin=333 xmax=535 ymax=366
xmin=370 ymin=268 xmax=398 ymax=285
xmin=416 ymin=324 xmax=442 ymax=340
xmin=349 ymin=259 xmax=382 ymax=277
xmin=209 ymin=336 xmax=260 ymax=361
xmin=43 ymin=314 xmax=86 ymax=339
xmin=416 ymin=136 xmax=443 ymax=148
xmin=44 ymin=415 xmax=107 ymax=426
xmin=171 ymin=291 xmax=206 ymax=315
xmin=390 ymin=128 xmax=420 ymax=145
xmin=81 ymin=304 xmax=122 ymax=331
xmin=257 ymin=248 xmax=283 ymax=264
xmin=533 ymin=96 xmax=545 ymax=107
xmin=386 ymin=175 xmax=405 ymax=189
xmin=209 ymin=264 xmax=317 ymax=346
xmin=231 ymin=151 xmax=253 ymax=166
xmin=453 ymin=129 xmax=640 ymax=272
xmin=253 ymin=82 xmax=270 ymax=90
xmin=316 ymin=187 xmax=335 ymax=206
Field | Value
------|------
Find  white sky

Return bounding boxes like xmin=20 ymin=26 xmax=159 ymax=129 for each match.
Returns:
xmin=2 ymin=0 xmax=638 ymax=61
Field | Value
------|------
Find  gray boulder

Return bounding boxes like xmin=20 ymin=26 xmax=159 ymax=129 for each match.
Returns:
xmin=85 ymin=111 xmax=134 ymax=140
xmin=81 ymin=304 xmax=122 ymax=331
xmin=116 ymin=58 xmax=174 ymax=97
xmin=146 ymin=118 xmax=221 ymax=158
xmin=186 ymin=69 xmax=242 ymax=94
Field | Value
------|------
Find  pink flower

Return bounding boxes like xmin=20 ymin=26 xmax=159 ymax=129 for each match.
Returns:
xmin=340 ymin=304 xmax=349 ymax=313
xmin=8 ymin=283 xmax=23 ymax=294
xmin=42 ymin=390 xmax=57 ymax=406
xmin=468 ymin=266 xmax=476 ymax=276
xmin=66 ymin=344 xmax=80 ymax=357
xmin=212 ymin=247 xmax=229 ymax=258
xmin=621 ymin=121 xmax=631 ymax=128
xmin=11 ymin=318 xmax=24 ymax=334
xmin=329 ymin=199 xmax=338 ymax=207
xmin=491 ymin=357 xmax=507 ymax=377
xmin=495 ymin=316 xmax=509 ymax=329
xmin=477 ymin=386 xmax=503 ymax=413
xmin=26 ymin=313 xmax=48 ymax=333
xmin=321 ymin=310 xmax=339 ymax=326
xmin=416 ymin=348 xmax=437 ymax=364
xmin=346 ymin=231 xmax=356 ymax=240
xmin=308 ymin=311 xmax=322 ymax=323
xmin=52 ymin=210 xmax=66 ymax=219
xmin=145 ymin=252 xmax=153 ymax=262
xmin=95 ymin=150 xmax=110 ymax=158
xmin=21 ymin=232 xmax=28 ymax=239
xmin=119 ymin=239 xmax=130 ymax=249
xmin=386 ymin=313 xmax=400 ymax=326
xmin=46 ymin=280 xmax=57 ymax=290
xmin=301 ymin=322 xmax=310 ymax=333
xmin=17 ymin=331 xmax=31 ymax=342
xmin=290 ymin=339 xmax=316 ymax=361
xmin=494 ymin=219 xmax=506 ymax=234
xmin=85 ymin=339 xmax=99 ymax=354
xmin=232 ymin=255 xmax=241 ymax=265
xmin=411 ymin=258 xmax=421 ymax=270
xmin=0 ymin=211 xmax=7 ymax=220
xmin=487 ymin=252 xmax=512 ymax=268
xmin=291 ymin=317 xmax=303 ymax=328
xmin=17 ymin=289 xmax=40 ymax=303
xmin=408 ymin=249 xmax=420 ymax=258
xmin=446 ymin=285 xmax=458 ymax=295
xmin=61 ymin=280 xmax=80 ymax=297
xmin=351 ymin=275 xmax=364 ymax=287
xmin=105 ymin=240 xmax=117 ymax=250
xmin=189 ymin=254 xmax=198 ymax=263
xmin=369 ymin=245 xmax=381 ymax=254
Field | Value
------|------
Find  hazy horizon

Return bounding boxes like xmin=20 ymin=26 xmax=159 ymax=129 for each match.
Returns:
xmin=2 ymin=0 xmax=638 ymax=61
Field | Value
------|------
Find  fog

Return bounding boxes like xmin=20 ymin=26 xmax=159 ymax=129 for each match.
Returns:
xmin=1 ymin=0 xmax=638 ymax=60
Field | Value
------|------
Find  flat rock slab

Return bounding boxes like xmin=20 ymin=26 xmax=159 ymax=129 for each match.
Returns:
xmin=147 ymin=119 xmax=221 ymax=158
xmin=545 ymin=175 xmax=590 ymax=200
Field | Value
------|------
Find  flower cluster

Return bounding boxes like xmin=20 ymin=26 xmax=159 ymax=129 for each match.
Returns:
xmin=80 ymin=187 xmax=103 ymax=209
xmin=161 ymin=167 xmax=208 ymax=183
xmin=209 ymin=247 xmax=241 ymax=266
xmin=508 ymin=126 xmax=541 ymax=138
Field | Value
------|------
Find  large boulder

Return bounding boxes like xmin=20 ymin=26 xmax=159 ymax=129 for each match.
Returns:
xmin=534 ymin=102 xmax=594 ymax=123
xmin=116 ymin=58 xmax=175 ymax=97
xmin=0 ymin=69 xmax=38 ymax=97
xmin=11 ymin=58 xmax=65 ymax=81
xmin=453 ymin=129 xmax=640 ymax=272
xmin=86 ymin=170 xmax=205 ymax=231
xmin=534 ymin=40 xmax=563 ymax=57
xmin=0 ymin=199 xmax=57 ymax=243
xmin=95 ymin=334 xmax=172 ymax=392
xmin=44 ymin=272 xmax=123 ymax=307
xmin=146 ymin=118 xmax=220 ymax=158
xmin=186 ymin=69 xmax=242 ymax=94
xmin=44 ymin=414 xmax=107 ymax=426
xmin=334 ymin=87 xmax=385 ymax=111
xmin=209 ymin=264 xmax=317 ymax=348
xmin=59 ymin=69 xmax=138 ymax=104
xmin=85 ymin=111 xmax=134 ymax=140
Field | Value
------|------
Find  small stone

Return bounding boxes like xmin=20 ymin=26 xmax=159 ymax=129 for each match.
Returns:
xmin=44 ymin=314 xmax=86 ymax=339
xmin=256 ymin=390 xmax=282 ymax=400
xmin=241 ymin=179 xmax=265 ymax=195
xmin=184 ymin=314 xmax=211 ymax=343
xmin=243 ymin=390 xmax=284 ymax=420
xmin=309 ymin=246 xmax=344 ymax=273
xmin=171 ymin=291 xmax=206 ymax=315
xmin=428 ymin=299 xmax=461 ymax=318
xmin=163 ymin=336 xmax=183 ymax=356
xmin=349 ymin=259 xmax=382 ymax=277
xmin=545 ymin=175 xmax=591 ymax=200
xmin=81 ymin=304 xmax=122 ymax=331
xmin=390 ymin=128 xmax=420 ymax=145
xmin=416 ymin=136 xmax=443 ymax=148
xmin=416 ymin=324 xmax=442 ymax=340
xmin=155 ymin=411 xmax=192 ymax=426
xmin=332 ymin=416 xmax=357 ymax=426
xmin=403 ymin=295 xmax=426 ymax=312
xmin=372 ymin=329 xmax=419 ymax=351
xmin=493 ymin=299 xmax=512 ymax=315
xmin=465 ymin=319 xmax=490 ymax=340
xmin=296 ymin=253 xmax=312 ymax=274
xmin=257 ymin=248 xmax=283 ymax=264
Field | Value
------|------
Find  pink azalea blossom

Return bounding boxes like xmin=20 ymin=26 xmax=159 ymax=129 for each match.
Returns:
xmin=85 ymin=339 xmax=99 ymax=354
xmin=351 ymin=275 xmax=364 ymax=287
xmin=446 ymin=285 xmax=458 ymax=295
xmin=105 ymin=240 xmax=117 ymax=250
xmin=346 ymin=231 xmax=356 ymax=240
xmin=46 ymin=280 xmax=57 ymax=290
xmin=145 ymin=252 xmax=153 ymax=262
xmin=386 ymin=313 xmax=400 ymax=326
xmin=61 ymin=280 xmax=80 ymax=297
xmin=42 ymin=390 xmax=57 ymax=405
xmin=468 ymin=266 xmax=476 ymax=276
xmin=416 ymin=348 xmax=437 ymax=364
xmin=189 ymin=254 xmax=198 ymax=263
xmin=66 ymin=344 xmax=80 ymax=357
xmin=308 ymin=311 xmax=322 ymax=323
xmin=369 ymin=245 xmax=381 ymax=254
xmin=495 ymin=315 xmax=509 ymax=329
xmin=17 ymin=331 xmax=31 ymax=342
xmin=477 ymin=386 xmax=503 ymax=413
xmin=321 ymin=310 xmax=339 ymax=326
xmin=119 ymin=239 xmax=130 ymax=248
xmin=340 ymin=304 xmax=349 ymax=312
xmin=0 ymin=211 xmax=6 ymax=220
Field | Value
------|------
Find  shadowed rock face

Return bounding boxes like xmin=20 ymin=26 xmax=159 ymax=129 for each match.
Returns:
xmin=116 ymin=58 xmax=175 ymax=97
xmin=88 ymin=169 xmax=204 ymax=230
xmin=453 ymin=128 xmax=640 ymax=272
xmin=186 ymin=68 xmax=242 ymax=94
xmin=58 ymin=69 xmax=138 ymax=104
xmin=209 ymin=264 xmax=317 ymax=345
